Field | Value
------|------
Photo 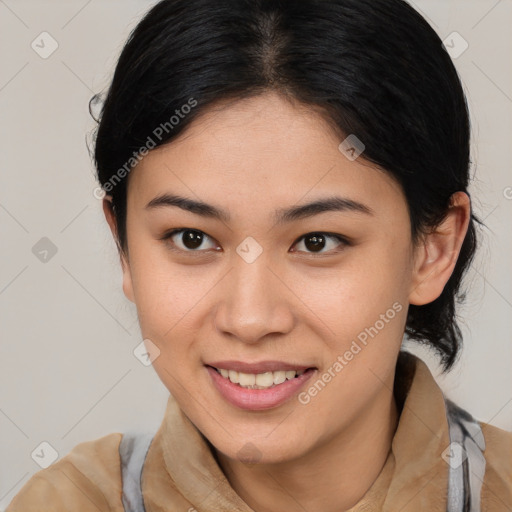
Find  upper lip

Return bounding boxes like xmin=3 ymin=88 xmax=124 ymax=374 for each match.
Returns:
xmin=206 ymin=360 xmax=316 ymax=373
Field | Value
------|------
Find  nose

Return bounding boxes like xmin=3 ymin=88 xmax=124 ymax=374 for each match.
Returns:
xmin=213 ymin=254 xmax=295 ymax=344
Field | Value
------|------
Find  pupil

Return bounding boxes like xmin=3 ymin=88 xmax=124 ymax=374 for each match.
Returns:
xmin=305 ymin=233 xmax=325 ymax=252
xmin=183 ymin=230 xmax=203 ymax=249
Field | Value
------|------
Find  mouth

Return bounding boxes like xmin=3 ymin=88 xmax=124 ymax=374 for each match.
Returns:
xmin=208 ymin=365 xmax=312 ymax=390
xmin=204 ymin=362 xmax=317 ymax=410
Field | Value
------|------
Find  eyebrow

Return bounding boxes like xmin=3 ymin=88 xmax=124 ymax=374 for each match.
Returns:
xmin=145 ymin=193 xmax=374 ymax=224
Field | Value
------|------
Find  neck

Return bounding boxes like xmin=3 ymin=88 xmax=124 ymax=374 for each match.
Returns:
xmin=215 ymin=386 xmax=399 ymax=512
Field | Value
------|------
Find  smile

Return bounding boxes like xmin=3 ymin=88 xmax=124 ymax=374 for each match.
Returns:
xmin=205 ymin=364 xmax=317 ymax=410
xmin=213 ymin=367 xmax=306 ymax=389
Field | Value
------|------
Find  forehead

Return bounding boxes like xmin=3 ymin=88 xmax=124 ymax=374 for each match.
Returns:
xmin=127 ymin=92 xmax=406 ymax=221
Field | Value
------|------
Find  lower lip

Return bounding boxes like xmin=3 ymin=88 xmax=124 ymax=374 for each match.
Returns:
xmin=206 ymin=366 xmax=316 ymax=411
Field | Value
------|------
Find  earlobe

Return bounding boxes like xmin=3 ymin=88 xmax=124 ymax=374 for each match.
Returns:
xmin=409 ymin=191 xmax=471 ymax=306
xmin=121 ymin=267 xmax=135 ymax=304
xmin=102 ymin=197 xmax=135 ymax=303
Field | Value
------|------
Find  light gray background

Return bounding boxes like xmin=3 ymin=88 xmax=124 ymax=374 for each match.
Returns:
xmin=1 ymin=0 xmax=511 ymax=508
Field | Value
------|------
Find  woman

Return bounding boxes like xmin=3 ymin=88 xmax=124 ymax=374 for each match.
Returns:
xmin=7 ymin=0 xmax=512 ymax=510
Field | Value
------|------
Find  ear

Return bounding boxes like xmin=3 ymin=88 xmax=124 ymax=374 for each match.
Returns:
xmin=102 ymin=197 xmax=135 ymax=303
xmin=409 ymin=191 xmax=471 ymax=305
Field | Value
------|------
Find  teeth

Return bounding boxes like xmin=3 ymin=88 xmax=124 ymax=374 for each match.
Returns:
xmin=215 ymin=368 xmax=308 ymax=389
xmin=255 ymin=372 xmax=274 ymax=387
xmin=238 ymin=372 xmax=255 ymax=386
xmin=273 ymin=371 xmax=287 ymax=385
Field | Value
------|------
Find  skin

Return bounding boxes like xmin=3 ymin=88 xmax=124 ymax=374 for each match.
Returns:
xmin=103 ymin=91 xmax=470 ymax=512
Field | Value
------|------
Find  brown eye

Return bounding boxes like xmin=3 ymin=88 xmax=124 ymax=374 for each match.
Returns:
xmin=161 ymin=229 xmax=219 ymax=252
xmin=180 ymin=230 xmax=205 ymax=250
xmin=291 ymin=232 xmax=349 ymax=255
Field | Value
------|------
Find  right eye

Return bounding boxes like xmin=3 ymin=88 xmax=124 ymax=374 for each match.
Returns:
xmin=159 ymin=228 xmax=221 ymax=253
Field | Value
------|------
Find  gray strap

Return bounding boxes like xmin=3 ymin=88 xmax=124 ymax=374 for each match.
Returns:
xmin=119 ymin=430 xmax=154 ymax=512
xmin=445 ymin=398 xmax=486 ymax=512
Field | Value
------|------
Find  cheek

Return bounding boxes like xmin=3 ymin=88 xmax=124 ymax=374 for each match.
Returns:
xmin=127 ymin=249 xmax=224 ymax=385
xmin=300 ymin=245 xmax=410 ymax=343
xmin=125 ymin=242 xmax=194 ymax=341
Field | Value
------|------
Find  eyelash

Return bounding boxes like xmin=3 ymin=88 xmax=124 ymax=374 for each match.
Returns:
xmin=159 ymin=228 xmax=351 ymax=257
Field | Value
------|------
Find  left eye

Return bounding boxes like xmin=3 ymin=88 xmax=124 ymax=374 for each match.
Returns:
xmin=291 ymin=232 xmax=349 ymax=255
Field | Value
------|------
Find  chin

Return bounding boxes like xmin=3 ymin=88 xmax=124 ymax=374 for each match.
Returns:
xmin=210 ymin=430 xmax=310 ymax=466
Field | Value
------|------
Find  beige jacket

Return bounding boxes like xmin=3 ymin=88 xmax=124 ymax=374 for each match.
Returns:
xmin=6 ymin=352 xmax=512 ymax=511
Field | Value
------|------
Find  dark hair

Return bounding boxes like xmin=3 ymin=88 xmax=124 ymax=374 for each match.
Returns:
xmin=90 ymin=0 xmax=482 ymax=372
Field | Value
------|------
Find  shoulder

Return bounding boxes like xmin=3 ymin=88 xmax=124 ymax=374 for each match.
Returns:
xmin=6 ymin=432 xmax=124 ymax=512
xmin=479 ymin=421 xmax=512 ymax=509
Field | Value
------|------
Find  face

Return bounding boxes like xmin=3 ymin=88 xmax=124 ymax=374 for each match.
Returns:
xmin=111 ymin=92 xmax=420 ymax=464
